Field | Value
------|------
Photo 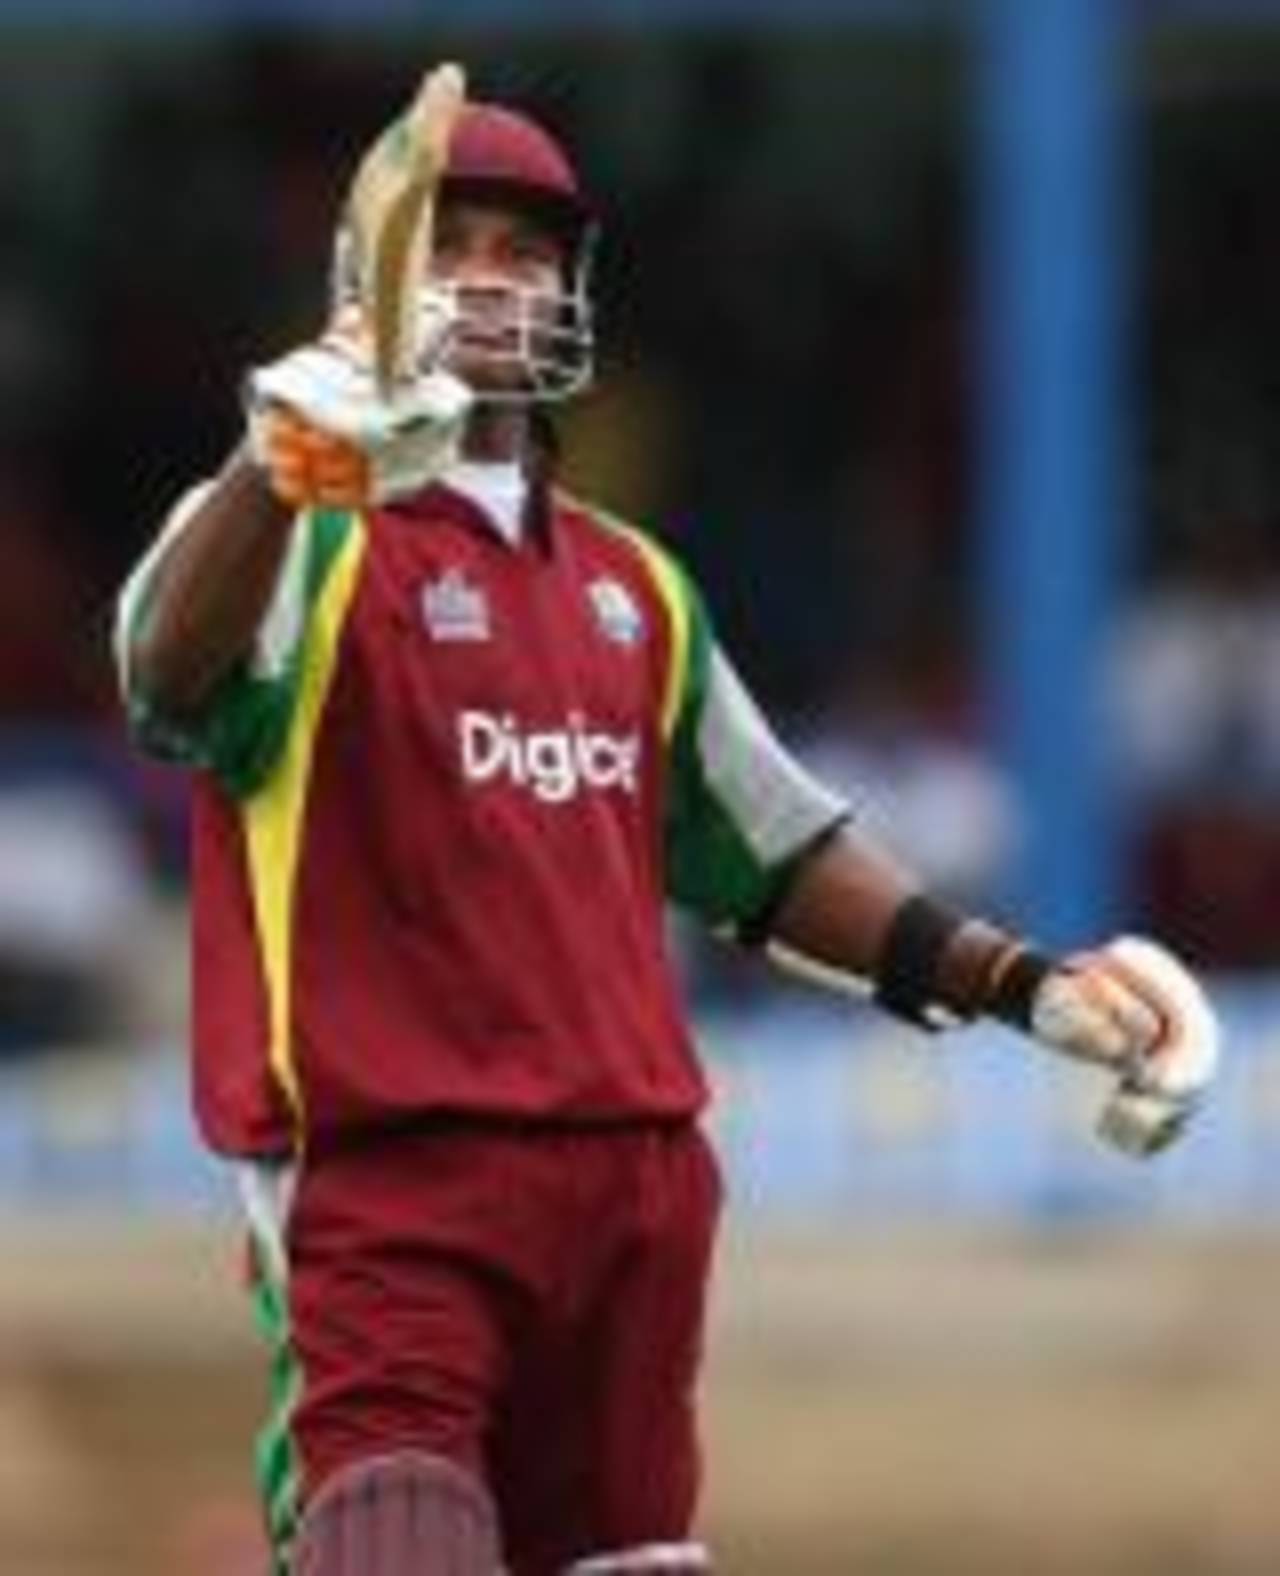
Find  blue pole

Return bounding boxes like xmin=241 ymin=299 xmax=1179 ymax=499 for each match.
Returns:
xmin=975 ymin=0 xmax=1133 ymax=946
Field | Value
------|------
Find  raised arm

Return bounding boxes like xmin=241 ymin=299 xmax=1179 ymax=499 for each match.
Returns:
xmin=126 ymin=447 xmax=294 ymax=717
xmin=124 ymin=62 xmax=473 ymax=723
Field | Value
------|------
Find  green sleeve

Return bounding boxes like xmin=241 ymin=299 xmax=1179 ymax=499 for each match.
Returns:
xmin=664 ymin=571 xmax=848 ymax=929
xmin=114 ymin=499 xmax=356 ymax=799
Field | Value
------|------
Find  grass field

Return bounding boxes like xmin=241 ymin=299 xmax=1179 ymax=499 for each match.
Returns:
xmin=3 ymin=1220 xmax=1278 ymax=1574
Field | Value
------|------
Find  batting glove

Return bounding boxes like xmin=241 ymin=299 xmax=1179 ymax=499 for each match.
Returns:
xmin=245 ymin=292 xmax=473 ymax=508
xmin=1029 ymin=935 xmax=1219 ymax=1157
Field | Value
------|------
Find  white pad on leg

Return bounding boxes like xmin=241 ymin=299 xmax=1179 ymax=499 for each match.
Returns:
xmin=564 ymin=1543 xmax=711 ymax=1574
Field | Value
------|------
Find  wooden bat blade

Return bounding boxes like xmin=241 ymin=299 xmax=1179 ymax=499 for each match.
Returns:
xmin=344 ymin=62 xmax=467 ymax=396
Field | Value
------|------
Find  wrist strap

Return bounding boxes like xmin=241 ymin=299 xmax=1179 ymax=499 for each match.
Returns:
xmin=873 ymin=896 xmax=1058 ymax=1032
xmin=983 ymin=943 xmax=1056 ymax=1031
xmin=872 ymin=895 xmax=967 ymax=1030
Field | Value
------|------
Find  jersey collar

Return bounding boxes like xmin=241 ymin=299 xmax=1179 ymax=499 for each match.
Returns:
xmin=387 ymin=474 xmax=558 ymax=557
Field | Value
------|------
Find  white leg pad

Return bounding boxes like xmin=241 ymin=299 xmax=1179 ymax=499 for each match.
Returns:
xmin=563 ymin=1543 xmax=711 ymax=1573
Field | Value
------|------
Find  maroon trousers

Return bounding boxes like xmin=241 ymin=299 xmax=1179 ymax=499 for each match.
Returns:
xmin=284 ymin=1120 xmax=721 ymax=1575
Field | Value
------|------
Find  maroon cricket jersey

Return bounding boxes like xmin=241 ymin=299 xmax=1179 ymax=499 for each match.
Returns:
xmin=119 ymin=481 xmax=846 ymax=1157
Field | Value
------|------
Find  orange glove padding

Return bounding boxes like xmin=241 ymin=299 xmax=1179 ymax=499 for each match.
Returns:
xmin=258 ymin=404 xmax=372 ymax=510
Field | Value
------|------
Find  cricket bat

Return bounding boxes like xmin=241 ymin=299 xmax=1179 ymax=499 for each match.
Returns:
xmin=341 ymin=62 xmax=467 ymax=398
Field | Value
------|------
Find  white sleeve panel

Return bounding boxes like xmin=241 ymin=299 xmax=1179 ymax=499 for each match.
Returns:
xmin=112 ymin=479 xmax=310 ymax=701
xmin=698 ymin=646 xmax=849 ymax=865
xmin=250 ymin=502 xmax=311 ymax=680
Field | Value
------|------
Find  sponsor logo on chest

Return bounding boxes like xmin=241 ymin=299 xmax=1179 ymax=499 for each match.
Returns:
xmin=420 ymin=567 xmax=645 ymax=655
xmin=460 ymin=710 xmax=640 ymax=804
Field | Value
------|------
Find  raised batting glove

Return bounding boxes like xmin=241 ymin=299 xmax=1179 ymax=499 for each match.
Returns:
xmin=1030 ymin=935 xmax=1219 ymax=1158
xmin=245 ymin=293 xmax=473 ymax=506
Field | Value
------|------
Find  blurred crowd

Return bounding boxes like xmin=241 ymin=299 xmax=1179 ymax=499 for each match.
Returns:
xmin=1 ymin=25 xmax=1279 ymax=1056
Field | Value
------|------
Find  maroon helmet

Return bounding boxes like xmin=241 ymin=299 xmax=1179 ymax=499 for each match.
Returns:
xmin=441 ymin=101 xmax=592 ymax=244
xmin=434 ymin=101 xmax=597 ymax=401
xmin=330 ymin=95 xmax=596 ymax=403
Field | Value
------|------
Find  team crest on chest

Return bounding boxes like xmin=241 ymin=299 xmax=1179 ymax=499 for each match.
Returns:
xmin=587 ymin=577 xmax=644 ymax=648
xmin=422 ymin=567 xmax=490 ymax=642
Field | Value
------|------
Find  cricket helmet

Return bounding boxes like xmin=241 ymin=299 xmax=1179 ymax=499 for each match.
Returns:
xmin=329 ymin=97 xmax=597 ymax=404
xmin=432 ymin=100 xmax=597 ymax=403
xmin=441 ymin=101 xmax=593 ymax=244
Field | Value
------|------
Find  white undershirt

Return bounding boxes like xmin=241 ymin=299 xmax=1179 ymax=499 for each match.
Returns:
xmin=439 ymin=458 xmax=528 ymax=545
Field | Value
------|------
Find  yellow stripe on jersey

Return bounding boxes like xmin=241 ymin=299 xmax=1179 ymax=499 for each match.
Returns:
xmin=584 ymin=509 xmax=692 ymax=741
xmin=242 ymin=513 xmax=367 ymax=1131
